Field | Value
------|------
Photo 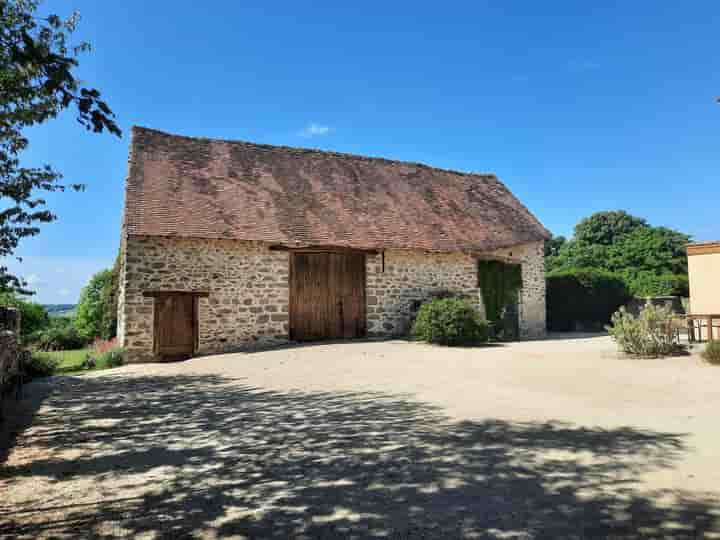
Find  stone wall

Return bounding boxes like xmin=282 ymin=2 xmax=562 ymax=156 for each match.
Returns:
xmin=0 ymin=307 xmax=21 ymax=335
xmin=1 ymin=331 xmax=21 ymax=397
xmin=365 ymin=241 xmax=546 ymax=339
xmin=119 ymin=237 xmax=546 ymax=362
xmin=119 ymin=236 xmax=290 ymax=363
xmin=486 ymin=241 xmax=546 ymax=338
xmin=116 ymin=234 xmax=127 ymax=345
xmin=366 ymin=250 xmax=481 ymax=336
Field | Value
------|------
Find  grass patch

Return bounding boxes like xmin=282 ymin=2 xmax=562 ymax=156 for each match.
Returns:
xmin=30 ymin=346 xmax=125 ymax=377
xmin=31 ymin=349 xmax=89 ymax=375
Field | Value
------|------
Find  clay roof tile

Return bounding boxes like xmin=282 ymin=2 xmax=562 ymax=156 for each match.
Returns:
xmin=124 ymin=126 xmax=550 ymax=252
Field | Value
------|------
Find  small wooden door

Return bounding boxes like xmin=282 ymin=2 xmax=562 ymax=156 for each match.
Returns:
xmin=154 ymin=294 xmax=197 ymax=360
xmin=290 ymin=252 xmax=366 ymax=341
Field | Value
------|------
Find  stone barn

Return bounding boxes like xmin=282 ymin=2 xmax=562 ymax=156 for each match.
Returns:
xmin=118 ymin=127 xmax=549 ymax=362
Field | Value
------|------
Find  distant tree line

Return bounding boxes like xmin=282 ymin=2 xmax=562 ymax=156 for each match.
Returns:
xmin=0 ymin=259 xmax=120 ymax=349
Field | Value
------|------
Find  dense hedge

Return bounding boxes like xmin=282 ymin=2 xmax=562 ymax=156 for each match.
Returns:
xmin=624 ymin=271 xmax=689 ymax=298
xmin=546 ymin=268 xmax=631 ymax=331
xmin=412 ymin=298 xmax=490 ymax=346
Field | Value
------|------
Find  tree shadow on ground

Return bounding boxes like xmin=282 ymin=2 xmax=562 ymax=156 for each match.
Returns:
xmin=1 ymin=372 xmax=718 ymax=539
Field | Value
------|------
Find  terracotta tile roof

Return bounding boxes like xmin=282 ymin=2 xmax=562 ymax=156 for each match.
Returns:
xmin=124 ymin=127 xmax=550 ymax=252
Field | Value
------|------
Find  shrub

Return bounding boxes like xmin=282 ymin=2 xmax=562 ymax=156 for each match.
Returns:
xmin=606 ymin=304 xmax=682 ymax=357
xmin=25 ymin=352 xmax=58 ymax=378
xmin=32 ymin=317 xmax=89 ymax=351
xmin=546 ymin=268 xmax=630 ymax=331
xmin=412 ymin=298 xmax=490 ymax=346
xmin=95 ymin=348 xmax=124 ymax=369
xmin=86 ymin=338 xmax=123 ymax=369
xmin=91 ymin=337 xmax=118 ymax=355
xmin=702 ymin=341 xmax=720 ymax=365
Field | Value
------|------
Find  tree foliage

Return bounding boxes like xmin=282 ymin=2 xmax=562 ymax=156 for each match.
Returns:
xmin=33 ymin=316 xmax=87 ymax=351
xmin=543 ymin=235 xmax=566 ymax=258
xmin=623 ymin=272 xmax=688 ymax=298
xmin=0 ymin=291 xmax=48 ymax=339
xmin=546 ymin=211 xmax=690 ymax=297
xmin=1 ymin=0 xmax=120 ymax=293
xmin=75 ymin=269 xmax=112 ymax=339
xmin=574 ymin=210 xmax=647 ymax=246
xmin=99 ymin=256 xmax=120 ymax=339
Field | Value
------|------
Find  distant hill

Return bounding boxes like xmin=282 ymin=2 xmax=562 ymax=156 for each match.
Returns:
xmin=44 ymin=304 xmax=77 ymax=318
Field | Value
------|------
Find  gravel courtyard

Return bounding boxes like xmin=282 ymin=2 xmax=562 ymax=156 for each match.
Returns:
xmin=2 ymin=335 xmax=720 ymax=539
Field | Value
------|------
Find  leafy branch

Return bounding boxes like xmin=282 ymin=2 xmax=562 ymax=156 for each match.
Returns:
xmin=0 ymin=0 xmax=120 ymax=293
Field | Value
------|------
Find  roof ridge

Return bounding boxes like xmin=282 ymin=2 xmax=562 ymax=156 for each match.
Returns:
xmin=132 ymin=125 xmax=498 ymax=181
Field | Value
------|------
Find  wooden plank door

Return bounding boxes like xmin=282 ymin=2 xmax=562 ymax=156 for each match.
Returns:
xmin=154 ymin=294 xmax=196 ymax=359
xmin=290 ymin=252 xmax=366 ymax=341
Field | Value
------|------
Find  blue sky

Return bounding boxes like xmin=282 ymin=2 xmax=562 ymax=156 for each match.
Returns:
xmin=4 ymin=1 xmax=719 ymax=303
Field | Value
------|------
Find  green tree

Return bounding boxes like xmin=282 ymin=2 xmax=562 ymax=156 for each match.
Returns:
xmin=547 ymin=240 xmax=609 ymax=273
xmin=98 ymin=256 xmax=120 ymax=339
xmin=75 ymin=269 xmax=112 ymax=339
xmin=547 ymin=211 xmax=691 ymax=297
xmin=0 ymin=291 xmax=49 ymax=339
xmin=573 ymin=210 xmax=647 ymax=246
xmin=544 ymin=235 xmax=566 ymax=258
xmin=1 ymin=0 xmax=120 ymax=294
xmin=606 ymin=226 xmax=689 ymax=277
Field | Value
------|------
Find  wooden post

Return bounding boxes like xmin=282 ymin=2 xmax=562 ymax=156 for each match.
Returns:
xmin=690 ymin=318 xmax=696 ymax=342
xmin=708 ymin=317 xmax=713 ymax=342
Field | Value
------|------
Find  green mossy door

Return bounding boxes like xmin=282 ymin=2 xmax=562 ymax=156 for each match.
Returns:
xmin=478 ymin=260 xmax=522 ymax=340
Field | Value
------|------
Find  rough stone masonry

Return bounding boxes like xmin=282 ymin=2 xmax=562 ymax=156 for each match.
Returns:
xmin=118 ymin=236 xmax=545 ymax=363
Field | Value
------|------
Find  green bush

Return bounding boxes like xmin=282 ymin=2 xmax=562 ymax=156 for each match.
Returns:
xmin=625 ymin=271 xmax=689 ymax=297
xmin=32 ymin=317 xmax=89 ymax=351
xmin=25 ymin=352 xmax=58 ymax=379
xmin=94 ymin=348 xmax=124 ymax=369
xmin=0 ymin=293 xmax=49 ymax=341
xmin=702 ymin=341 xmax=720 ymax=365
xmin=606 ymin=304 xmax=682 ymax=357
xmin=546 ymin=268 xmax=630 ymax=331
xmin=84 ymin=338 xmax=124 ymax=370
xmin=412 ymin=298 xmax=489 ymax=346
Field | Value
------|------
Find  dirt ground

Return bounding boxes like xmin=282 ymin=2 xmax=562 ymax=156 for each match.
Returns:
xmin=2 ymin=334 xmax=720 ymax=539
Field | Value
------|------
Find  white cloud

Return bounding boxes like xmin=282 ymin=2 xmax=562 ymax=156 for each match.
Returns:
xmin=58 ymin=288 xmax=71 ymax=297
xmin=297 ymin=123 xmax=333 ymax=138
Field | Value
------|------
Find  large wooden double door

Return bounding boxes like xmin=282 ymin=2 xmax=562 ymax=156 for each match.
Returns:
xmin=289 ymin=252 xmax=366 ymax=341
